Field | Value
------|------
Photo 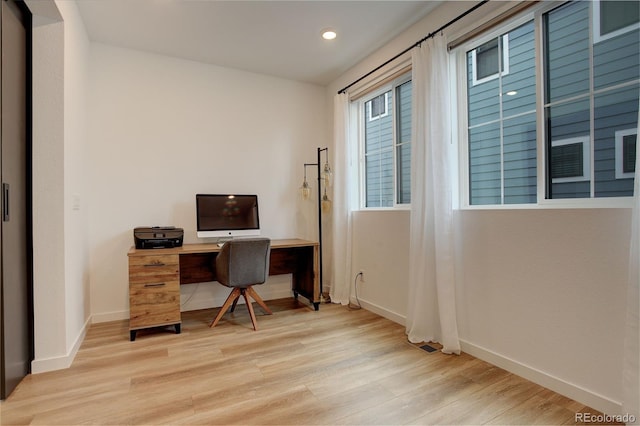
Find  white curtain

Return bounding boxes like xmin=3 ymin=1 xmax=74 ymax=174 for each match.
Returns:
xmin=622 ymin=107 xmax=640 ymax=424
xmin=405 ymin=36 xmax=460 ymax=354
xmin=330 ymin=93 xmax=355 ymax=305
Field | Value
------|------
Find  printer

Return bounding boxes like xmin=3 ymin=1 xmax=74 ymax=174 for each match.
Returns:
xmin=134 ymin=226 xmax=184 ymax=249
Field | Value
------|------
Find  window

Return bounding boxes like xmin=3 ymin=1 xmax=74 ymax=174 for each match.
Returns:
xmin=360 ymin=77 xmax=412 ymax=208
xmin=616 ymin=129 xmax=637 ymax=179
xmin=551 ymin=137 xmax=590 ymax=183
xmin=367 ymin=92 xmax=389 ymax=121
xmin=458 ymin=1 xmax=639 ymax=206
xmin=471 ymin=34 xmax=509 ymax=85
xmin=594 ymin=0 xmax=640 ymax=43
xmin=466 ymin=23 xmax=536 ymax=205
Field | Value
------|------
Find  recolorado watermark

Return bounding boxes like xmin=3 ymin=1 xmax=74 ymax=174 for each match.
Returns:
xmin=575 ymin=412 xmax=636 ymax=424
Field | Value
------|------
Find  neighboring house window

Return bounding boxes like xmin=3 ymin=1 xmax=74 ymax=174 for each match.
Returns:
xmin=458 ymin=1 xmax=639 ymax=206
xmin=367 ymin=93 xmax=389 ymax=121
xmin=471 ymin=34 xmax=509 ymax=85
xmin=616 ymin=129 xmax=637 ymax=179
xmin=550 ymin=137 xmax=590 ymax=183
xmin=360 ymin=77 xmax=412 ymax=208
xmin=593 ymin=0 xmax=640 ymax=43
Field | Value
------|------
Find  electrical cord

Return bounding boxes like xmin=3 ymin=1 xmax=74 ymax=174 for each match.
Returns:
xmin=348 ymin=272 xmax=363 ymax=310
xmin=180 ymin=282 xmax=200 ymax=307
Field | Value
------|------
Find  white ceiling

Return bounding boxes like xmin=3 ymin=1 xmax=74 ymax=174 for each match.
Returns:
xmin=75 ymin=0 xmax=440 ymax=86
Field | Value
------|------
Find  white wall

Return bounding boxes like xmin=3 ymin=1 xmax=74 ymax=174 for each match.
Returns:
xmin=31 ymin=8 xmax=66 ymax=369
xmin=29 ymin=0 xmax=91 ymax=372
xmin=60 ymin=0 xmax=91 ymax=369
xmin=350 ymin=210 xmax=410 ymax=324
xmin=455 ymin=208 xmax=629 ymax=413
xmin=326 ymin=0 xmax=630 ymax=415
xmin=87 ymin=44 xmax=326 ymax=321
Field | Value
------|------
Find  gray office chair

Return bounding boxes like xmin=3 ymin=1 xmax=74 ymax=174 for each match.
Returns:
xmin=209 ymin=238 xmax=273 ymax=330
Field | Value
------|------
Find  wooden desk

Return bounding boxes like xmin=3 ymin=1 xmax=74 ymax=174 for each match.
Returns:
xmin=127 ymin=239 xmax=319 ymax=340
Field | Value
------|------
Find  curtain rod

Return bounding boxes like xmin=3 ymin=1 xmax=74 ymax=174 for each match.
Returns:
xmin=337 ymin=0 xmax=489 ymax=95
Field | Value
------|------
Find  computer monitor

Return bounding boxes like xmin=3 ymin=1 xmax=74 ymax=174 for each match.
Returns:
xmin=196 ymin=194 xmax=260 ymax=239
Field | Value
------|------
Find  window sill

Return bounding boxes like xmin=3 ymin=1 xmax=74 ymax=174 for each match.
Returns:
xmin=357 ymin=206 xmax=411 ymax=212
xmin=459 ymin=197 xmax=634 ymax=210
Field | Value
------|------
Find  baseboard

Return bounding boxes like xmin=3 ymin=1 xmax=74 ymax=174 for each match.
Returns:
xmin=459 ymin=339 xmax=623 ymax=416
xmin=31 ymin=316 xmax=90 ymax=374
xmin=91 ymin=310 xmax=128 ymax=323
xmin=356 ymin=297 xmax=406 ymax=326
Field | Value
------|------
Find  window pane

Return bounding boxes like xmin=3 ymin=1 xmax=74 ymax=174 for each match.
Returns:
xmin=396 ymin=143 xmax=411 ymax=204
xmin=547 ymin=98 xmax=590 ymax=141
xmin=467 ymin=22 xmax=536 ymax=205
xmin=594 ymin=10 xmax=640 ymax=90
xmin=467 ymin=67 xmax=500 ymax=126
xmin=504 ymin=113 xmax=537 ymax=204
xmin=594 ymin=86 xmax=639 ymax=197
xmin=547 ymin=98 xmax=591 ymax=199
xmin=364 ymin=90 xmax=393 ymax=207
xmin=545 ymin=2 xmax=590 ymax=103
xmin=502 ymin=22 xmax=536 ymax=117
xmin=396 ymin=80 xmax=412 ymax=204
xmin=469 ymin=122 xmax=501 ymax=205
xmin=365 ymin=151 xmax=393 ymax=207
xmin=600 ymin=1 xmax=640 ymax=36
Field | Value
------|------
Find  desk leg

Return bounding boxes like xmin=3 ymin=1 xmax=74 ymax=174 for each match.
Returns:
xmin=130 ymin=330 xmax=136 ymax=341
xmin=313 ymin=302 xmax=319 ymax=311
xmin=175 ymin=324 xmax=181 ymax=334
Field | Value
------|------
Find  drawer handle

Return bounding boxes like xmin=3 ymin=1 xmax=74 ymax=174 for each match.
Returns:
xmin=144 ymin=283 xmax=166 ymax=288
xmin=143 ymin=263 xmax=166 ymax=267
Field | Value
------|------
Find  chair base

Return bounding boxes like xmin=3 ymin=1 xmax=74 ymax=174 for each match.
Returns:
xmin=209 ymin=286 xmax=273 ymax=331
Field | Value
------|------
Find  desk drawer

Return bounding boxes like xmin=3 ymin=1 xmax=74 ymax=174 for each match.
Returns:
xmin=129 ymin=254 xmax=178 ymax=268
xmin=129 ymin=254 xmax=179 ymax=282
xmin=129 ymin=305 xmax=180 ymax=329
xmin=130 ymin=279 xmax=180 ymax=299
xmin=129 ymin=280 xmax=180 ymax=329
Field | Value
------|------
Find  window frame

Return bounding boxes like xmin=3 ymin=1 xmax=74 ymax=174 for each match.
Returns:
xmin=454 ymin=2 xmax=637 ymax=210
xmin=358 ymin=73 xmax=412 ymax=210
xmin=593 ymin=0 xmax=640 ymax=44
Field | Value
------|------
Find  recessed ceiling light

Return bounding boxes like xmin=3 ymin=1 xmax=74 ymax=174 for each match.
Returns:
xmin=321 ymin=29 xmax=337 ymax=40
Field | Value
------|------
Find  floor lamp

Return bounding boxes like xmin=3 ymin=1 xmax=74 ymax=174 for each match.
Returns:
xmin=300 ymin=147 xmax=332 ymax=302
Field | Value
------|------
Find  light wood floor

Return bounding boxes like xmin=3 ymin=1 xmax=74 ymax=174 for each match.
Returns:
xmin=1 ymin=299 xmax=612 ymax=425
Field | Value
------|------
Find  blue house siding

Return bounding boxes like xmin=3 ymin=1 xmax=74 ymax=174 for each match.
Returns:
xmin=594 ymin=30 xmax=640 ymax=90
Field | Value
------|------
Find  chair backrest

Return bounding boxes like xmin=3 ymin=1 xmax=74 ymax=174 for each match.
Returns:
xmin=215 ymin=238 xmax=271 ymax=287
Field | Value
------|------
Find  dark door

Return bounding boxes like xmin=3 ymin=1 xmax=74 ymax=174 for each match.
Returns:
xmin=1 ymin=0 xmax=31 ymax=399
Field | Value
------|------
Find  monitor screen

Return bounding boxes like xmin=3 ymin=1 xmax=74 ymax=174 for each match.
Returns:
xmin=196 ymin=194 xmax=260 ymax=238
